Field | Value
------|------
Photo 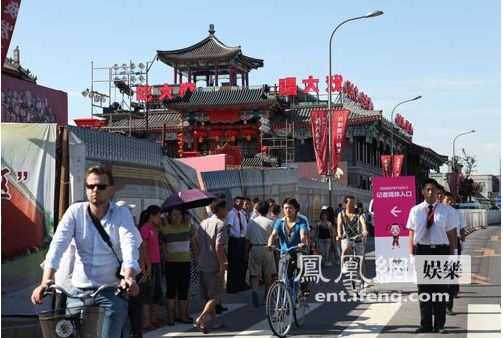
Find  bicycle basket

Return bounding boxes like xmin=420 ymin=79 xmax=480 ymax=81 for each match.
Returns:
xmin=39 ymin=306 xmax=105 ymax=338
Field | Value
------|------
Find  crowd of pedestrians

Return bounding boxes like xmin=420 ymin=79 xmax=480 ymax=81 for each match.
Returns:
xmin=31 ymin=165 xmax=375 ymax=337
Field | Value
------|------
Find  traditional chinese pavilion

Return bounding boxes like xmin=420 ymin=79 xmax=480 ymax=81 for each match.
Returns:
xmin=102 ymin=24 xmax=447 ymax=191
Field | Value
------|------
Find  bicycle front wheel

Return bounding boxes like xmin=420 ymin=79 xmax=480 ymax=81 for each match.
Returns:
xmin=266 ymin=281 xmax=293 ymax=337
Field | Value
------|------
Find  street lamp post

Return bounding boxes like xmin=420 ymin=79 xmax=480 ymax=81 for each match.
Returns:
xmin=389 ymin=95 xmax=422 ymax=156
xmin=452 ymin=130 xmax=476 ymax=171
xmin=327 ymin=10 xmax=383 ymax=207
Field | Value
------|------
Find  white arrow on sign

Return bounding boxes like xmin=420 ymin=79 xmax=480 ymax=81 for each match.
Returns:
xmin=391 ymin=206 xmax=402 ymax=217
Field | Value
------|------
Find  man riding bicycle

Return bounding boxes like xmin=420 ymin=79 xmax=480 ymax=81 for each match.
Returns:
xmin=267 ymin=198 xmax=308 ymax=280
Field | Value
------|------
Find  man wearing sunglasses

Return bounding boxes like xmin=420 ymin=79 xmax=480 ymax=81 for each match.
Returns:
xmin=31 ymin=166 xmax=141 ymax=338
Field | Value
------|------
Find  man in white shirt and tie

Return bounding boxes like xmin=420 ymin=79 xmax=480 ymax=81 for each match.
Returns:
xmin=407 ymin=178 xmax=457 ymax=334
xmin=226 ymin=196 xmax=248 ymax=293
xmin=442 ymin=190 xmax=465 ymax=315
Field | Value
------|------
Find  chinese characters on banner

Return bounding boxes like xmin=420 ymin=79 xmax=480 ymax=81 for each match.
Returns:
xmin=392 ymin=154 xmax=405 ymax=177
xmin=1 ymin=0 xmax=21 ymax=66
xmin=372 ymin=176 xmax=416 ymax=283
xmin=380 ymin=155 xmax=392 ymax=177
xmin=381 ymin=155 xmax=405 ymax=177
xmin=310 ymin=109 xmax=329 ymax=175
xmin=331 ymin=109 xmax=349 ymax=172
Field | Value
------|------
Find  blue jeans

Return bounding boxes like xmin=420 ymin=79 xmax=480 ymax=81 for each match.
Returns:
xmin=67 ymin=288 xmax=128 ymax=338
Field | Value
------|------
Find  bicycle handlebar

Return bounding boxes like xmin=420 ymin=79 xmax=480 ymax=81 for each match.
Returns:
xmin=42 ymin=282 xmax=124 ymax=300
xmin=268 ymin=243 xmax=306 ymax=253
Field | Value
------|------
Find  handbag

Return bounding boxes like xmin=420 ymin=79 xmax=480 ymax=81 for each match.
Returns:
xmin=87 ymin=206 xmax=123 ymax=279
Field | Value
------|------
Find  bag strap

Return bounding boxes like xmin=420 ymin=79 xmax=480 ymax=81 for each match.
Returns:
xmin=87 ymin=206 xmax=122 ymax=265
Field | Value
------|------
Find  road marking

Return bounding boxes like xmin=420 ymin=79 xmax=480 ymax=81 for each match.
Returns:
xmin=467 ymin=304 xmax=501 ymax=337
xmin=336 ymin=301 xmax=401 ymax=337
xmin=144 ymin=303 xmax=248 ymax=338
xmin=230 ymin=302 xmax=323 ymax=338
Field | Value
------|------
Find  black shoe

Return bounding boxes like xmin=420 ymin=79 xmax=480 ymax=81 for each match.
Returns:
xmin=439 ymin=328 xmax=449 ymax=334
xmin=415 ymin=327 xmax=432 ymax=333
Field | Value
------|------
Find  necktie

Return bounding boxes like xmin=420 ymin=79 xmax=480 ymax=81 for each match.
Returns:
xmin=238 ymin=212 xmax=243 ymax=236
xmin=426 ymin=205 xmax=434 ymax=229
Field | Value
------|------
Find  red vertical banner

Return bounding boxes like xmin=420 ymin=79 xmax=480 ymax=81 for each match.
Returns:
xmin=381 ymin=155 xmax=392 ymax=177
xmin=392 ymin=154 xmax=405 ymax=177
xmin=331 ymin=109 xmax=350 ymax=172
xmin=310 ymin=109 xmax=329 ymax=175
xmin=1 ymin=0 xmax=21 ymax=66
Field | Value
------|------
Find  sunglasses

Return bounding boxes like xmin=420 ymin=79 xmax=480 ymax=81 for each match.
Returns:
xmin=86 ymin=184 xmax=108 ymax=191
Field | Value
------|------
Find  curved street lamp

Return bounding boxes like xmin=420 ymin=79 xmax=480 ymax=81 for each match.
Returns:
xmin=452 ymin=129 xmax=476 ymax=171
xmin=327 ymin=10 xmax=383 ymax=206
xmin=389 ymin=95 xmax=422 ymax=155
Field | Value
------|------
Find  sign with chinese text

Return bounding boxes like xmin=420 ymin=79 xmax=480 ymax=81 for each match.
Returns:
xmin=331 ymin=109 xmax=349 ymax=172
xmin=310 ymin=109 xmax=329 ymax=175
xmin=278 ymin=74 xmax=373 ymax=110
xmin=1 ymin=123 xmax=56 ymax=258
xmin=372 ymin=176 xmax=416 ymax=283
xmin=278 ymin=77 xmax=297 ymax=96
xmin=136 ymin=82 xmax=196 ymax=102
xmin=395 ymin=113 xmax=413 ymax=135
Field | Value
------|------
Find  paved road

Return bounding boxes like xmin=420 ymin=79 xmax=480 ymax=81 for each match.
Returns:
xmin=146 ymin=224 xmax=501 ymax=338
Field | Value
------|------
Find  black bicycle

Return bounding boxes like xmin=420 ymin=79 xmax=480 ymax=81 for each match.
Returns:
xmin=266 ymin=245 xmax=308 ymax=337
xmin=38 ymin=282 xmax=124 ymax=338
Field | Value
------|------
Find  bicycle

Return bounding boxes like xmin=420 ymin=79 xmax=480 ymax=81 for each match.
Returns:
xmin=265 ymin=244 xmax=308 ymax=338
xmin=37 ymin=282 xmax=125 ymax=338
xmin=341 ymin=233 xmax=367 ymax=295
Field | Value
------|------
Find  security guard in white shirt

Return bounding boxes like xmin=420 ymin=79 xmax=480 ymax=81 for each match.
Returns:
xmin=406 ymin=178 xmax=457 ymax=334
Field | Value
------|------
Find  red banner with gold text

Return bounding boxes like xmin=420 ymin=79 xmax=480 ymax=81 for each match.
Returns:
xmin=310 ymin=109 xmax=329 ymax=175
xmin=331 ymin=109 xmax=350 ymax=172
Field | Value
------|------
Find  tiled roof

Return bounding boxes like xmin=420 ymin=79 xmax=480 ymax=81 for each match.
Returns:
xmin=69 ymin=126 xmax=163 ymax=168
xmin=103 ymin=111 xmax=182 ymax=130
xmin=157 ymin=27 xmax=263 ymax=69
xmin=284 ymin=104 xmax=382 ymax=123
xmin=175 ymin=87 xmax=271 ymax=107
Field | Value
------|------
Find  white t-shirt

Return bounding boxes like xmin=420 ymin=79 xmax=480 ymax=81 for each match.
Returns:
xmin=406 ymin=201 xmax=457 ymax=245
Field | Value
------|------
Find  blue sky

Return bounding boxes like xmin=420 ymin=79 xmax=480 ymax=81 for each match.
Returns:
xmin=8 ymin=0 xmax=500 ymax=174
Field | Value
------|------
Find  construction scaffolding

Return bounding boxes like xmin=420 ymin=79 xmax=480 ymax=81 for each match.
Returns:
xmin=261 ymin=120 xmax=296 ymax=167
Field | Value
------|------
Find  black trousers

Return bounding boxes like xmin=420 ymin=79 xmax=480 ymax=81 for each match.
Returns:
xmin=415 ymin=244 xmax=450 ymax=330
xmin=128 ymin=294 xmax=143 ymax=337
xmin=447 ymin=238 xmax=462 ymax=310
xmin=227 ymin=237 xmax=247 ymax=292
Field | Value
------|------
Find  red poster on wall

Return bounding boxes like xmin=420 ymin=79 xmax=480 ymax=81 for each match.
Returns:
xmin=310 ymin=109 xmax=328 ymax=175
xmin=392 ymin=154 xmax=405 ymax=177
xmin=381 ymin=155 xmax=392 ymax=177
xmin=331 ymin=109 xmax=350 ymax=172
